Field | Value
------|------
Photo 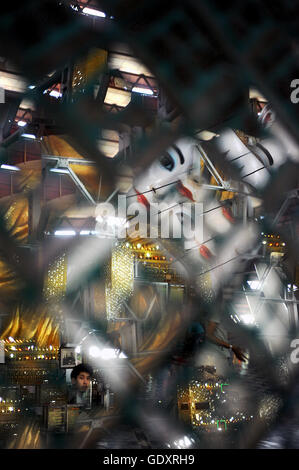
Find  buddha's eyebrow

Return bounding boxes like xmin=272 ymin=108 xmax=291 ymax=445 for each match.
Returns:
xmin=171 ymin=144 xmax=185 ymax=165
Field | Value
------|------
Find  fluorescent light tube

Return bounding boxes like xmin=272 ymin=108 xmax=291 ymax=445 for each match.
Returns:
xmin=132 ymin=87 xmax=154 ymax=95
xmin=82 ymin=7 xmax=106 ymax=17
xmin=0 ymin=164 xmax=20 ymax=171
xmin=50 ymin=168 xmax=69 ymax=174
xmin=21 ymin=133 xmax=36 ymax=139
xmin=54 ymin=230 xmax=76 ymax=236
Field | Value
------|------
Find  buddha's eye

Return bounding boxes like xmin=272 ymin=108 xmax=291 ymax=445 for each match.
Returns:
xmin=159 ymin=145 xmax=185 ymax=172
xmin=160 ymin=152 xmax=175 ymax=171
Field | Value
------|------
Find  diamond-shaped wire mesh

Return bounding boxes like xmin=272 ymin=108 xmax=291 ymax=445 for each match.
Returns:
xmin=0 ymin=0 xmax=299 ymax=450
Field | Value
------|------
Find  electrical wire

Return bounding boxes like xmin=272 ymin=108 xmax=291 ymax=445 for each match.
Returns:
xmin=241 ymin=166 xmax=268 ymax=179
xmin=125 ymin=152 xmax=263 ymax=199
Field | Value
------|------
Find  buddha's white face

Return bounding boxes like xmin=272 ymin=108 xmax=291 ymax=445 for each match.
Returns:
xmin=133 ymin=138 xmax=198 ymax=204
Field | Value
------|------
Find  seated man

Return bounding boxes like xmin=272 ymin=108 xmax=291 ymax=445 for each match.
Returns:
xmin=68 ymin=363 xmax=93 ymax=406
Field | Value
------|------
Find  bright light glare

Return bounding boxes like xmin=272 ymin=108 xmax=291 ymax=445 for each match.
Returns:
xmin=80 ymin=230 xmax=99 ymax=236
xmin=96 ymin=215 xmax=128 ymax=227
xmin=89 ymin=346 xmax=127 ymax=360
xmin=54 ymin=230 xmax=76 ymax=236
xmin=247 ymin=280 xmax=260 ymax=290
xmin=49 ymin=90 xmax=62 ymax=98
xmin=132 ymin=87 xmax=154 ymax=95
xmin=8 ymin=337 xmax=15 ymax=342
xmin=183 ymin=436 xmax=192 ymax=447
xmin=82 ymin=7 xmax=106 ymax=17
xmin=118 ymin=351 xmax=127 ymax=359
xmin=240 ymin=314 xmax=255 ymax=325
xmin=108 ymin=216 xmax=126 ymax=227
xmin=101 ymin=348 xmax=118 ymax=360
xmin=89 ymin=346 xmax=101 ymax=358
xmin=21 ymin=133 xmax=36 ymax=139
xmin=17 ymin=120 xmax=27 ymax=127
xmin=173 ymin=436 xmax=192 ymax=449
xmin=1 ymin=164 xmax=20 ymax=171
xmin=75 ymin=346 xmax=81 ymax=354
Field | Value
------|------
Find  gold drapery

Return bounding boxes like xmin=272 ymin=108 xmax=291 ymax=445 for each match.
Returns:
xmin=0 ymin=194 xmax=29 ymax=242
xmin=41 ymin=134 xmax=85 ymax=159
xmin=0 ymin=258 xmax=24 ymax=299
xmin=72 ymin=48 xmax=108 ymax=92
xmin=15 ymin=160 xmax=42 ymax=192
xmin=7 ymin=419 xmax=43 ymax=449
xmin=41 ymin=135 xmax=102 ymax=200
xmin=0 ymin=305 xmax=60 ymax=348
xmin=69 ymin=163 xmax=101 ymax=200
xmin=0 ymin=195 xmax=29 ymax=301
xmin=0 ymin=250 xmax=67 ymax=348
xmin=130 ymin=305 xmax=187 ymax=375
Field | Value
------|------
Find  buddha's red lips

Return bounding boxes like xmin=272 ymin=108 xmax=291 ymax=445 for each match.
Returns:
xmin=222 ymin=206 xmax=235 ymax=223
xmin=134 ymin=188 xmax=150 ymax=208
xmin=176 ymin=181 xmax=195 ymax=201
xmin=199 ymin=244 xmax=213 ymax=259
